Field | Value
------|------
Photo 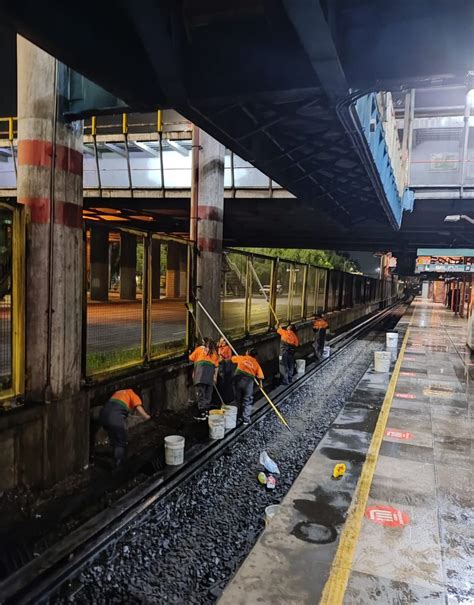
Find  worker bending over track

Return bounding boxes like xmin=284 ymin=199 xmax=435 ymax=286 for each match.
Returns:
xmin=217 ymin=337 xmax=235 ymax=403
xmin=312 ymin=314 xmax=329 ymax=360
xmin=189 ymin=337 xmax=219 ymax=420
xmin=277 ymin=323 xmax=299 ymax=385
xmin=231 ymin=348 xmax=264 ymax=425
xmin=99 ymin=388 xmax=151 ymax=467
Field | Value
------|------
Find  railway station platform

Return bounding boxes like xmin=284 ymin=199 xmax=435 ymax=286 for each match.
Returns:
xmin=219 ymin=299 xmax=473 ymax=605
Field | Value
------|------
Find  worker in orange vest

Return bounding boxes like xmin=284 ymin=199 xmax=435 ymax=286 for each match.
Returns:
xmin=99 ymin=388 xmax=151 ymax=467
xmin=231 ymin=348 xmax=264 ymax=425
xmin=189 ymin=337 xmax=219 ymax=419
xmin=217 ymin=337 xmax=235 ymax=403
xmin=277 ymin=323 xmax=299 ymax=385
xmin=313 ymin=315 xmax=329 ymax=360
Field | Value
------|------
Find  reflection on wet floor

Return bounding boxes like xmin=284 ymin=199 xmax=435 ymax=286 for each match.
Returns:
xmin=219 ymin=299 xmax=473 ymax=605
xmin=347 ymin=300 xmax=473 ymax=604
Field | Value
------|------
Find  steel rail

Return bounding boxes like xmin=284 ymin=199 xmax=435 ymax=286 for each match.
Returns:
xmin=0 ymin=301 xmax=407 ymax=605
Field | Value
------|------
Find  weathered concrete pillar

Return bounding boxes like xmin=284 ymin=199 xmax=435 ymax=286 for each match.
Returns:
xmin=17 ymin=37 xmax=88 ymax=485
xmin=90 ymin=227 xmax=109 ymax=301
xmin=166 ymin=241 xmax=186 ymax=298
xmin=120 ymin=232 xmax=136 ymax=300
xmin=151 ymin=238 xmax=161 ymax=300
xmin=195 ymin=131 xmax=225 ymax=338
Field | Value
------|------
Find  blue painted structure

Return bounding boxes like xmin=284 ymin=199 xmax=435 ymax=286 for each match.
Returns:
xmin=355 ymin=94 xmax=414 ymax=227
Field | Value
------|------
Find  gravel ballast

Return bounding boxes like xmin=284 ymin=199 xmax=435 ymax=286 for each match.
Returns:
xmin=56 ymin=332 xmax=387 ymax=604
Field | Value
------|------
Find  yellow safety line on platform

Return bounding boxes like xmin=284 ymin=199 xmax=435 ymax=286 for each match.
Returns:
xmin=319 ymin=322 xmax=412 ymax=605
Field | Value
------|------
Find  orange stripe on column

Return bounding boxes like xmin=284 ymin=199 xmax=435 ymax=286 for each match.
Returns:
xmin=55 ymin=145 xmax=83 ymax=176
xmin=18 ymin=140 xmax=52 ymax=169
xmin=55 ymin=202 xmax=83 ymax=229
xmin=198 ymin=237 xmax=222 ymax=253
xmin=18 ymin=197 xmax=51 ymax=224
xmin=18 ymin=198 xmax=83 ymax=228
xmin=197 ymin=206 xmax=223 ymax=222
xmin=18 ymin=140 xmax=82 ymax=175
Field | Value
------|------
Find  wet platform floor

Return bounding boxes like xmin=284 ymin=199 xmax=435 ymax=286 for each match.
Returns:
xmin=219 ymin=300 xmax=473 ymax=605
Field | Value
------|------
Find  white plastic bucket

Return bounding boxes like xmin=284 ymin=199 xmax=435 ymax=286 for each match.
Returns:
xmin=223 ymin=405 xmax=238 ymax=430
xmin=208 ymin=409 xmax=226 ymax=440
xmin=164 ymin=435 xmax=185 ymax=466
xmin=322 ymin=346 xmax=331 ymax=359
xmin=386 ymin=332 xmax=399 ymax=349
xmin=374 ymin=351 xmax=391 ymax=373
xmin=295 ymin=359 xmax=306 ymax=374
xmin=265 ymin=504 xmax=281 ymax=526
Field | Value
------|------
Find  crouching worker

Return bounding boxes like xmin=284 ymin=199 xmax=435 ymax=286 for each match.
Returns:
xmin=99 ymin=389 xmax=151 ymax=467
xmin=312 ymin=314 xmax=329 ymax=360
xmin=189 ymin=337 xmax=219 ymax=420
xmin=231 ymin=348 xmax=264 ymax=425
xmin=277 ymin=323 xmax=299 ymax=385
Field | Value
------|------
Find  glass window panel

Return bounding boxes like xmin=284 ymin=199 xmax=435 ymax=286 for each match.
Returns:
xmin=221 ymin=252 xmax=247 ymax=338
xmin=86 ymin=228 xmax=144 ymax=375
xmin=316 ymin=269 xmax=327 ymax=313
xmin=83 ymin=152 xmax=99 ymax=188
xmin=275 ymin=261 xmax=292 ymax=324
xmin=150 ymin=239 xmax=187 ymax=358
xmin=305 ymin=266 xmax=318 ymax=317
xmin=162 ymin=147 xmax=191 ymax=188
xmin=97 ymin=145 xmax=130 ymax=188
xmin=129 ymin=152 xmax=162 ymax=188
xmin=0 ymin=207 xmax=12 ymax=390
xmin=249 ymin=257 xmax=273 ymax=333
xmin=0 ymin=153 xmax=16 ymax=189
xmin=233 ymin=167 xmax=269 ymax=188
xmin=291 ymin=264 xmax=304 ymax=321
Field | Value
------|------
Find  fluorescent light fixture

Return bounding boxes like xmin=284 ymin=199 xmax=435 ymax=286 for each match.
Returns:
xmin=444 ymin=214 xmax=474 ymax=224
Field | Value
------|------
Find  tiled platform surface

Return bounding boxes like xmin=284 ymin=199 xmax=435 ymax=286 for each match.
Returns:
xmin=219 ymin=300 xmax=473 ymax=605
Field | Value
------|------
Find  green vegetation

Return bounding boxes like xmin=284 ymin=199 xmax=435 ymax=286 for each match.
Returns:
xmin=86 ymin=339 xmax=186 ymax=376
xmin=86 ymin=348 xmax=143 ymax=376
xmin=240 ymin=248 xmax=359 ymax=272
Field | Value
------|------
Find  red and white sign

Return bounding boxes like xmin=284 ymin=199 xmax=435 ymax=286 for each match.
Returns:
xmin=400 ymin=371 xmax=417 ymax=377
xmin=365 ymin=505 xmax=410 ymax=527
xmin=394 ymin=392 xmax=416 ymax=400
xmin=385 ymin=428 xmax=412 ymax=440
xmin=403 ymin=357 xmax=418 ymax=362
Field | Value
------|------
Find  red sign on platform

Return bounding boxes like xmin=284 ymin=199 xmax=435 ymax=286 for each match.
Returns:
xmin=403 ymin=357 xmax=418 ymax=362
xmin=400 ymin=371 xmax=417 ymax=377
xmin=365 ymin=505 xmax=410 ymax=527
xmin=394 ymin=392 xmax=416 ymax=399
xmin=385 ymin=428 xmax=412 ymax=440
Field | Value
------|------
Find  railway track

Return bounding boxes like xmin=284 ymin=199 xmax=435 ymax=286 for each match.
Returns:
xmin=0 ymin=301 xmax=407 ymax=605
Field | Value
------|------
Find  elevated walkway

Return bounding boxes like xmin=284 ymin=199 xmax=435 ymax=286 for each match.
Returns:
xmin=219 ymin=299 xmax=473 ymax=604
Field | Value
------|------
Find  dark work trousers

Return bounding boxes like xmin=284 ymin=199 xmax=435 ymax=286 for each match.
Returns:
xmin=234 ymin=374 xmax=254 ymax=423
xmin=99 ymin=401 xmax=128 ymax=467
xmin=313 ymin=328 xmax=327 ymax=359
xmin=218 ymin=360 xmax=235 ymax=404
xmin=280 ymin=347 xmax=296 ymax=385
xmin=195 ymin=383 xmax=214 ymax=413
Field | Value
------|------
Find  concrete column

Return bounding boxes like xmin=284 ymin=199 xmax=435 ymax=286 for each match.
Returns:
xmin=151 ymin=239 xmax=161 ymax=300
xmin=18 ymin=37 xmax=83 ymax=401
xmin=17 ymin=37 xmax=88 ymax=486
xmin=90 ymin=227 xmax=109 ymax=301
xmin=120 ymin=232 xmax=136 ymax=300
xmin=166 ymin=241 xmax=186 ymax=298
xmin=195 ymin=130 xmax=225 ymax=338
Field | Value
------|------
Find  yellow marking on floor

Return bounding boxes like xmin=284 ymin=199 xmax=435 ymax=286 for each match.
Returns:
xmin=319 ymin=324 xmax=412 ymax=605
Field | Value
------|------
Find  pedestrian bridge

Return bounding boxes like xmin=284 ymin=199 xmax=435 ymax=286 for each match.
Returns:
xmin=1 ymin=0 xmax=472 ymax=253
